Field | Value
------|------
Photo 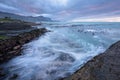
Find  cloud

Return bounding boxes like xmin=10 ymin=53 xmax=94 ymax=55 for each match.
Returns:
xmin=0 ymin=3 xmax=17 ymax=10
xmin=71 ymin=17 xmax=120 ymax=22
xmin=0 ymin=0 xmax=120 ymax=21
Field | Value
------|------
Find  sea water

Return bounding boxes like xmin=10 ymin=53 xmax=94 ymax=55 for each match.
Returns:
xmin=1 ymin=22 xmax=120 ymax=80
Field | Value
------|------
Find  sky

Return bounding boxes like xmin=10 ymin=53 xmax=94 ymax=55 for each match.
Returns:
xmin=0 ymin=0 xmax=120 ymax=22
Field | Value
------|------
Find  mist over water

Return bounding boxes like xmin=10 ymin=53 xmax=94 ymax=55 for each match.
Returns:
xmin=1 ymin=22 xmax=120 ymax=80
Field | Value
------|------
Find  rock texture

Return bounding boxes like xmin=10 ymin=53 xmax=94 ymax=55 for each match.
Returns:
xmin=0 ymin=28 xmax=48 ymax=63
xmin=62 ymin=41 xmax=120 ymax=80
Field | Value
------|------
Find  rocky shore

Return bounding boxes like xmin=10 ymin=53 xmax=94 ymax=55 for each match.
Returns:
xmin=62 ymin=41 xmax=120 ymax=80
xmin=0 ymin=28 xmax=48 ymax=63
xmin=0 ymin=21 xmax=40 ymax=37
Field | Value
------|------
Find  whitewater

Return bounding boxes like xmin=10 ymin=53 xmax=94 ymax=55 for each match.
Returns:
xmin=1 ymin=22 xmax=120 ymax=80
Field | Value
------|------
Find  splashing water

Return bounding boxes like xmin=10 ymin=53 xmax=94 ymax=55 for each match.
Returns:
xmin=1 ymin=22 xmax=120 ymax=80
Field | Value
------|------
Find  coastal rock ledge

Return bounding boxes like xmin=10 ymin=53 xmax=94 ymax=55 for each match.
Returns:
xmin=62 ymin=41 xmax=120 ymax=80
xmin=0 ymin=28 xmax=48 ymax=63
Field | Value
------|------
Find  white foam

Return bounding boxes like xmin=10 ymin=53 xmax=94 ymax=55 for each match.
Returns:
xmin=2 ymin=23 xmax=120 ymax=80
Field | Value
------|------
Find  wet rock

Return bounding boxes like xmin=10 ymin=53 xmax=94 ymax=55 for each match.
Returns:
xmin=46 ymin=69 xmax=57 ymax=75
xmin=0 ymin=28 xmax=48 ymax=63
xmin=13 ymin=45 xmax=21 ymax=50
xmin=62 ymin=41 xmax=120 ymax=80
xmin=0 ymin=68 xmax=6 ymax=77
xmin=9 ymin=74 xmax=18 ymax=80
xmin=56 ymin=53 xmax=75 ymax=62
xmin=0 ymin=22 xmax=32 ymax=31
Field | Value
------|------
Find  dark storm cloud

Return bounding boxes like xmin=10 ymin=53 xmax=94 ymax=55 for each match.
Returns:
xmin=0 ymin=0 xmax=120 ymax=21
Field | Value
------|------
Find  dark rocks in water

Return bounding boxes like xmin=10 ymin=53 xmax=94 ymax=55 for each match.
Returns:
xmin=55 ymin=53 xmax=75 ymax=62
xmin=0 ymin=68 xmax=6 ymax=77
xmin=0 ymin=28 xmax=48 ymax=63
xmin=62 ymin=41 xmax=120 ymax=80
xmin=0 ymin=22 xmax=32 ymax=31
xmin=0 ymin=22 xmax=37 ymax=37
xmin=46 ymin=69 xmax=57 ymax=75
xmin=9 ymin=74 xmax=18 ymax=80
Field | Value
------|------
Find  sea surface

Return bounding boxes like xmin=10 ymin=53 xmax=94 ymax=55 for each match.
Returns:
xmin=1 ymin=22 xmax=120 ymax=80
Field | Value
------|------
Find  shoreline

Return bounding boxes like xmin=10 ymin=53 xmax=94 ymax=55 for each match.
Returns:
xmin=62 ymin=41 xmax=120 ymax=80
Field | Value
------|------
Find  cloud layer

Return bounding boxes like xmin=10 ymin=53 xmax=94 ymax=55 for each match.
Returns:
xmin=0 ymin=0 xmax=120 ymax=21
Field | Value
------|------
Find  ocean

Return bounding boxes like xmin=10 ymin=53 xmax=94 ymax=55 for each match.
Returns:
xmin=1 ymin=22 xmax=120 ymax=80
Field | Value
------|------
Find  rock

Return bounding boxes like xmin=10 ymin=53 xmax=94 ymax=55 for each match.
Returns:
xmin=0 ymin=28 xmax=48 ymax=63
xmin=55 ymin=53 xmax=75 ymax=62
xmin=9 ymin=74 xmax=18 ymax=80
xmin=62 ymin=41 xmax=120 ymax=80
xmin=0 ymin=68 xmax=6 ymax=77
xmin=13 ymin=45 xmax=21 ymax=50
xmin=0 ymin=22 xmax=32 ymax=31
